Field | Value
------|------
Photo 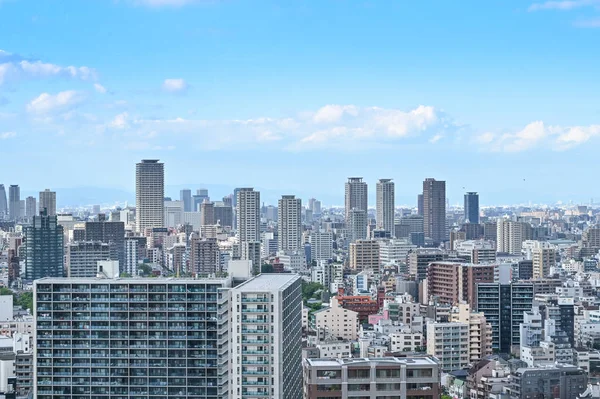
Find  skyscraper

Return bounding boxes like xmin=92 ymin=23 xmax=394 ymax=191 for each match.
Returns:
xmin=85 ymin=215 xmax=126 ymax=271
xmin=278 ymin=195 xmax=302 ymax=252
xmin=8 ymin=184 xmax=20 ymax=221
xmin=25 ymin=196 xmax=37 ymax=218
xmin=39 ymin=189 xmax=56 ymax=216
xmin=135 ymin=159 xmax=164 ymax=233
xmin=236 ymin=188 xmax=260 ymax=270
xmin=230 ymin=274 xmax=303 ymax=399
xmin=348 ymin=208 xmax=368 ymax=242
xmin=464 ymin=192 xmax=479 ymax=223
xmin=422 ymin=178 xmax=446 ymax=245
xmin=376 ymin=179 xmax=395 ymax=236
xmin=417 ymin=194 xmax=424 ymax=216
xmin=0 ymin=184 xmax=7 ymax=218
xmin=24 ymin=209 xmax=64 ymax=280
xmin=344 ymin=177 xmax=367 ymax=222
xmin=200 ymin=200 xmax=215 ymax=226
xmin=180 ymin=188 xmax=192 ymax=212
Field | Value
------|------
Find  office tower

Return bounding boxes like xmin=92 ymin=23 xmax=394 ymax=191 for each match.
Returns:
xmin=66 ymin=241 xmax=111 ymax=277
xmin=376 ymin=179 xmax=395 ymax=236
xmin=25 ymin=196 xmax=36 ymax=218
xmin=230 ymin=274 xmax=302 ymax=399
xmin=200 ymin=200 xmax=215 ymax=226
xmin=34 ymin=276 xmax=231 ymax=399
xmin=348 ymin=208 xmax=368 ymax=242
xmin=24 ymin=209 xmax=64 ymax=280
xmin=349 ymin=240 xmax=380 ymax=272
xmin=0 ymin=184 xmax=6 ymax=218
xmin=464 ymin=192 xmax=479 ymax=223
xmin=38 ymin=189 xmax=56 ymax=216
xmin=214 ymin=202 xmax=233 ymax=228
xmin=426 ymin=261 xmax=495 ymax=306
xmin=180 ymin=188 xmax=192 ymax=212
xmin=408 ymin=249 xmax=445 ymax=282
xmin=237 ymin=188 xmax=260 ymax=269
xmin=135 ymin=159 xmax=165 ymax=233
xmin=422 ymin=178 xmax=446 ymax=245
xmin=189 ymin=237 xmax=220 ymax=275
xmin=308 ymin=198 xmax=316 ymax=212
xmin=496 ymin=219 xmax=532 ymax=255
xmin=313 ymin=200 xmax=321 ymax=215
xmin=8 ymin=184 xmax=20 ymax=220
xmin=476 ymin=283 xmax=534 ymax=353
xmin=309 ymin=231 xmax=333 ymax=262
xmin=278 ymin=195 xmax=302 ymax=252
xmin=164 ymin=200 xmax=183 ymax=227
xmin=417 ymin=194 xmax=424 ymax=216
xmin=85 ymin=215 xmax=126 ymax=271
xmin=304 ymin=357 xmax=441 ymax=399
xmin=344 ymin=177 xmax=367 ymax=222
xmin=395 ymin=215 xmax=424 ymax=238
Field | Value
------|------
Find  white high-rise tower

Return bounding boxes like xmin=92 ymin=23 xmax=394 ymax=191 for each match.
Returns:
xmin=344 ymin=177 xmax=368 ymax=222
xmin=278 ymin=195 xmax=302 ymax=252
xmin=376 ymin=178 xmax=395 ymax=236
xmin=236 ymin=188 xmax=261 ymax=270
xmin=135 ymin=159 xmax=164 ymax=233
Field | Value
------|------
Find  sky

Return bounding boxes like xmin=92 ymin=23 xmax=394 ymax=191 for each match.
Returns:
xmin=0 ymin=0 xmax=599 ymax=206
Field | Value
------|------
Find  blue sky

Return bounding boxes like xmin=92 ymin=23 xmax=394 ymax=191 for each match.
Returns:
xmin=1 ymin=0 xmax=599 ymax=206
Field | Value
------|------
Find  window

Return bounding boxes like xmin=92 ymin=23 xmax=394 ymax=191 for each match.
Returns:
xmin=348 ymin=369 xmax=370 ymax=379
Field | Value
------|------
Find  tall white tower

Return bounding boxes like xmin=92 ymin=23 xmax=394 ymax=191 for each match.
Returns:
xmin=236 ymin=188 xmax=261 ymax=270
xmin=135 ymin=159 xmax=164 ymax=233
xmin=344 ymin=177 xmax=367 ymax=222
xmin=376 ymin=178 xmax=395 ymax=236
xmin=278 ymin=195 xmax=302 ymax=252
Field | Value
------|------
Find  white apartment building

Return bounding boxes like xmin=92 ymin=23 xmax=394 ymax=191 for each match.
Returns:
xmin=278 ymin=195 xmax=302 ymax=252
xmin=455 ymin=240 xmax=497 ymax=264
xmin=309 ymin=231 xmax=333 ymax=262
xmin=135 ymin=159 xmax=164 ymax=233
xmin=426 ymin=322 xmax=470 ymax=372
xmin=311 ymin=297 xmax=359 ymax=340
xmin=229 ymin=274 xmax=302 ymax=399
xmin=389 ymin=331 xmax=424 ymax=352
xmin=163 ymin=200 xmax=184 ymax=228
xmin=378 ymin=239 xmax=416 ymax=265
xmin=376 ymin=179 xmax=395 ymax=237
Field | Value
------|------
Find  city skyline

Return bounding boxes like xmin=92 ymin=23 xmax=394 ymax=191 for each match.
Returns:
xmin=1 ymin=1 xmax=600 ymax=205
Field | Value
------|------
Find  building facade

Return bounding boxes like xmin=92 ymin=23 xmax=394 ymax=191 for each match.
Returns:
xmin=344 ymin=177 xmax=368 ymax=223
xmin=278 ymin=195 xmax=302 ymax=252
xmin=24 ymin=210 xmax=64 ymax=280
xmin=376 ymin=179 xmax=395 ymax=237
xmin=135 ymin=159 xmax=165 ymax=233
xmin=422 ymin=178 xmax=446 ymax=245
xmin=39 ymin=189 xmax=57 ymax=216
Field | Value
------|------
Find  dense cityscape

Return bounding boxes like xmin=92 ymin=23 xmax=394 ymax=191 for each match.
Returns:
xmin=0 ymin=159 xmax=599 ymax=398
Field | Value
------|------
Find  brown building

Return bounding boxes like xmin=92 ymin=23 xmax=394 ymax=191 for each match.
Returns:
xmin=336 ymin=288 xmax=381 ymax=323
xmin=189 ymin=237 xmax=219 ymax=275
xmin=303 ymin=357 xmax=440 ymax=399
xmin=426 ymin=261 xmax=496 ymax=306
xmin=349 ymin=240 xmax=380 ymax=272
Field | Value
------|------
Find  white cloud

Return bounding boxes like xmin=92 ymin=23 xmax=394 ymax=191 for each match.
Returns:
xmin=528 ymin=0 xmax=600 ymax=11
xmin=476 ymin=121 xmax=600 ymax=152
xmin=94 ymin=83 xmax=107 ymax=94
xmin=313 ymin=105 xmax=358 ymax=124
xmin=109 ymin=112 xmax=129 ymax=129
xmin=162 ymin=78 xmax=189 ymax=93
xmin=26 ymin=91 xmax=85 ymax=114
xmin=0 ymin=50 xmax=97 ymax=85
xmin=0 ymin=131 xmax=16 ymax=139
xmin=429 ymin=134 xmax=443 ymax=143
xmin=371 ymin=105 xmax=438 ymax=137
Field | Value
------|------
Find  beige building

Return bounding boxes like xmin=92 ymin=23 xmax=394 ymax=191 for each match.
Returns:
xmin=451 ymin=303 xmax=493 ymax=364
xmin=349 ymin=240 xmax=380 ymax=272
xmin=311 ymin=297 xmax=359 ymax=340
xmin=532 ymin=246 xmax=556 ymax=279
xmin=426 ymin=321 xmax=470 ymax=372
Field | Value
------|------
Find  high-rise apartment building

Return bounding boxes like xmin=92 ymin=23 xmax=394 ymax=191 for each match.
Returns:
xmin=201 ymin=201 xmax=215 ymax=226
xmin=125 ymin=239 xmax=139 ymax=276
xmin=348 ymin=208 xmax=368 ymax=242
xmin=496 ymin=219 xmax=532 ymax=255
xmin=85 ymin=215 xmax=126 ymax=271
xmin=0 ymin=184 xmax=7 ymax=218
xmin=25 ymin=196 xmax=37 ymax=218
xmin=464 ymin=192 xmax=479 ymax=223
xmin=349 ymin=240 xmax=380 ymax=272
xmin=278 ymin=195 xmax=302 ymax=252
xmin=180 ymin=188 xmax=192 ymax=212
xmin=135 ymin=159 xmax=165 ymax=233
xmin=39 ymin=189 xmax=57 ymax=216
xmin=427 ymin=322 xmax=470 ymax=371
xmin=230 ymin=274 xmax=303 ymax=399
xmin=189 ymin=237 xmax=220 ymax=275
xmin=8 ymin=184 xmax=20 ymax=221
xmin=408 ymin=248 xmax=445 ymax=282
xmin=344 ymin=177 xmax=367 ymax=222
xmin=237 ymin=188 xmax=261 ymax=271
xmin=426 ymin=261 xmax=496 ymax=306
xmin=24 ymin=209 xmax=64 ymax=280
xmin=65 ymin=241 xmax=111 ymax=277
xmin=376 ymin=179 xmax=395 ymax=237
xmin=309 ymin=231 xmax=333 ymax=262
xmin=476 ymin=283 xmax=534 ymax=353
xmin=214 ymin=202 xmax=233 ymax=228
xmin=451 ymin=303 xmax=493 ymax=364
xmin=422 ymin=178 xmax=446 ymax=245
xmin=34 ymin=277 xmax=231 ymax=399
xmin=531 ymin=243 xmax=556 ymax=279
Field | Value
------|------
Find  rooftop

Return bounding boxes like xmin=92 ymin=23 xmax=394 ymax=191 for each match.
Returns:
xmin=304 ymin=357 xmax=438 ymax=367
xmin=34 ymin=276 xmax=231 ymax=285
xmin=232 ymin=273 xmax=300 ymax=292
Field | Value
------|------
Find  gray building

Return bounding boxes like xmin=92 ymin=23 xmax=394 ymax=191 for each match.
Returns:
xmin=85 ymin=215 xmax=125 ymax=271
xmin=8 ymin=184 xmax=20 ymax=221
xmin=24 ymin=209 xmax=64 ymax=280
xmin=135 ymin=159 xmax=165 ymax=233
xmin=180 ymin=188 xmax=192 ymax=212
xmin=0 ymin=184 xmax=7 ymax=218
xmin=506 ymin=364 xmax=587 ymax=399
xmin=464 ymin=192 xmax=479 ymax=224
xmin=34 ymin=277 xmax=232 ymax=399
xmin=423 ymin=178 xmax=446 ymax=245
xmin=345 ymin=177 xmax=368 ymax=222
xmin=66 ymin=241 xmax=112 ymax=277
xmin=39 ymin=189 xmax=57 ymax=216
